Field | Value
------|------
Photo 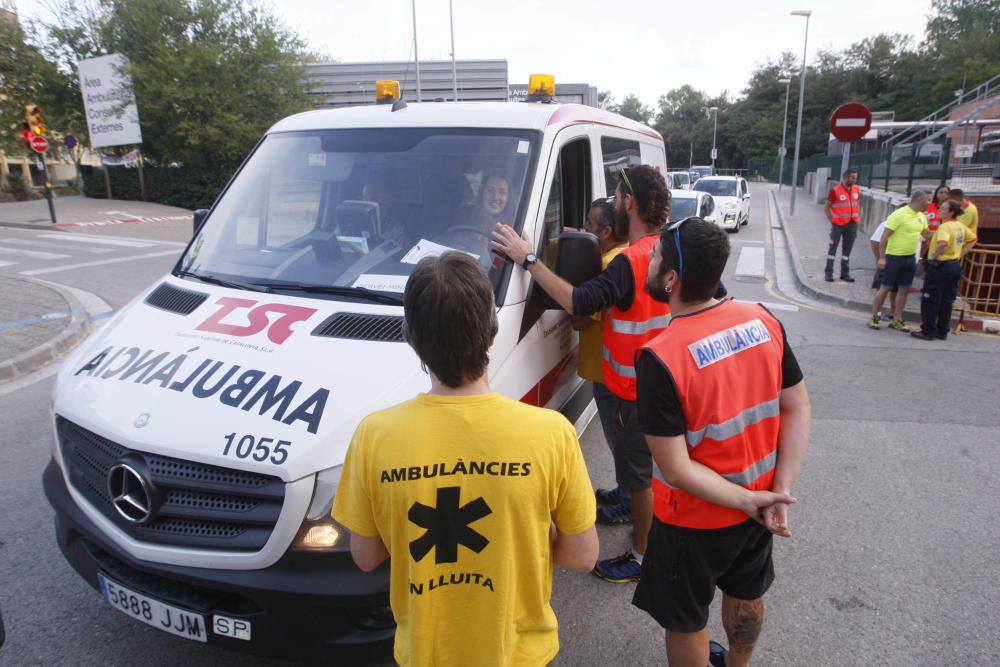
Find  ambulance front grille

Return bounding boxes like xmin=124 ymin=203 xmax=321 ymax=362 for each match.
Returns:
xmin=56 ymin=416 xmax=285 ymax=552
xmin=312 ymin=312 xmax=405 ymax=342
xmin=144 ymin=282 xmax=209 ymax=315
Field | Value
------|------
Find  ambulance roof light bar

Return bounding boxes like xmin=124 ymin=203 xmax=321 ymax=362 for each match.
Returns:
xmin=374 ymin=80 xmax=408 ymax=111
xmin=524 ymin=74 xmax=555 ymax=103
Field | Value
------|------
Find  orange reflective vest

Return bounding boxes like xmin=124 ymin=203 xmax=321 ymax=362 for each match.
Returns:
xmin=602 ymin=235 xmax=671 ymax=401
xmin=829 ymin=183 xmax=861 ymax=226
xmin=642 ymin=299 xmax=785 ymax=529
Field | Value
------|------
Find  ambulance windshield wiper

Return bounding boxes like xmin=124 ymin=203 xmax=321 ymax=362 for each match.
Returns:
xmin=255 ymin=283 xmax=404 ymax=306
xmin=173 ymin=270 xmax=268 ymax=293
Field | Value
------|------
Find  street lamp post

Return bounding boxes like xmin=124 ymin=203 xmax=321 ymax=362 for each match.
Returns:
xmin=449 ymin=0 xmax=458 ymax=101
xmin=704 ymin=106 xmax=719 ymax=172
xmin=411 ymin=0 xmax=422 ymax=102
xmin=778 ymin=77 xmax=792 ymax=191
xmin=789 ymin=9 xmax=811 ymax=216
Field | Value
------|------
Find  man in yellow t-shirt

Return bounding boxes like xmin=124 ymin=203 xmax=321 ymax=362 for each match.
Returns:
xmin=912 ymin=200 xmax=977 ymax=341
xmin=333 ymin=252 xmax=598 ymax=667
xmin=949 ymin=188 xmax=979 ymax=237
xmin=869 ymin=191 xmax=933 ymax=331
xmin=572 ymin=198 xmax=629 ymax=523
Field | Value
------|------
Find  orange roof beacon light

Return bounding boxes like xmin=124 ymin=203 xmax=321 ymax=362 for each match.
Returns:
xmin=525 ymin=74 xmax=555 ymax=103
xmin=375 ymin=80 xmax=401 ymax=105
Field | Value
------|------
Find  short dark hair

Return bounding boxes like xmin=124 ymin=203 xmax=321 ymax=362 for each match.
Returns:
xmin=589 ymin=198 xmax=623 ymax=241
xmin=843 ymin=168 xmax=858 ymax=177
xmin=618 ymin=165 xmax=671 ymax=230
xmin=942 ymin=199 xmax=963 ymax=219
xmin=655 ymin=218 xmax=730 ymax=302
xmin=403 ymin=252 xmax=498 ymax=387
xmin=950 ymin=188 xmax=965 ymax=199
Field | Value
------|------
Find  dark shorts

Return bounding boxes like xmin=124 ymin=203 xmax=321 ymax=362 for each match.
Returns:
xmin=611 ymin=398 xmax=652 ymax=490
xmin=881 ymin=253 xmax=917 ymax=289
xmin=633 ymin=518 xmax=775 ymax=633
xmin=872 ymin=268 xmax=900 ymax=293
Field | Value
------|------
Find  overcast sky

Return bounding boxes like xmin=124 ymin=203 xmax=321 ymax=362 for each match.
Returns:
xmin=17 ymin=0 xmax=934 ymax=106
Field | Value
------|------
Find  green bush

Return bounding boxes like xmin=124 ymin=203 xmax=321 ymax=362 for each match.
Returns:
xmin=1 ymin=172 xmax=39 ymax=201
xmin=81 ymin=163 xmax=239 ymax=210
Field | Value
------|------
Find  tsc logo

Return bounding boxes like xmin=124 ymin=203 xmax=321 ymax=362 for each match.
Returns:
xmin=196 ymin=297 xmax=317 ymax=344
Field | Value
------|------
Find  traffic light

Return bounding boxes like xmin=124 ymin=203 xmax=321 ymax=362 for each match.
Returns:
xmin=24 ymin=104 xmax=46 ymax=136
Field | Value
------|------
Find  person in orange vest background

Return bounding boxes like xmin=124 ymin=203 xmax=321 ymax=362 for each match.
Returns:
xmin=571 ymin=197 xmax=632 ymax=524
xmin=631 ymin=217 xmax=812 ymax=667
xmin=491 ymin=165 xmax=672 ymax=584
xmin=823 ymin=168 xmax=862 ymax=282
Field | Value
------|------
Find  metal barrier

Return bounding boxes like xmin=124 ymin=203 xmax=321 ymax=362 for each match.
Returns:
xmin=958 ymin=244 xmax=1000 ymax=316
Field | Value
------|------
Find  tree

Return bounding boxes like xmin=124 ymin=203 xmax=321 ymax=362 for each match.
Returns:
xmin=616 ymin=93 xmax=654 ymax=124
xmin=0 ymin=9 xmax=61 ymax=154
xmin=34 ymin=0 xmax=313 ymax=169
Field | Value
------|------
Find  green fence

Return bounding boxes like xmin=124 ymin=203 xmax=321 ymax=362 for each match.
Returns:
xmin=748 ymin=138 xmax=965 ymax=196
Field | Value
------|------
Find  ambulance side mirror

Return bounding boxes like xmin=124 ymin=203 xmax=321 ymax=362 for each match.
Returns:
xmin=548 ymin=231 xmax=601 ymax=309
xmin=192 ymin=209 xmax=209 ymax=236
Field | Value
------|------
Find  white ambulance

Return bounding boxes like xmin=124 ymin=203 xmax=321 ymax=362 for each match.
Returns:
xmin=43 ymin=76 xmax=666 ymax=661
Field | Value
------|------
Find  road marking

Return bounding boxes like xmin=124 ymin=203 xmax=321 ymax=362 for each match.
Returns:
xmin=36 ymin=232 xmax=155 ymax=248
xmin=0 ymin=309 xmax=84 ymax=332
xmin=734 ymin=246 xmax=766 ymax=278
xmin=18 ymin=249 xmax=180 ymax=276
xmin=737 ymin=299 xmax=799 ymax=312
xmin=53 ymin=214 xmax=190 ymax=228
xmin=731 ymin=239 xmax=765 ymax=244
xmin=0 ymin=246 xmax=71 ymax=260
xmin=0 ymin=260 xmax=15 ymax=267
xmin=0 ymin=237 xmax=113 ymax=254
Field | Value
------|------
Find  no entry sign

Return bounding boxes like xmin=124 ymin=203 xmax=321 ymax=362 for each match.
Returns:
xmin=830 ymin=103 xmax=872 ymax=143
xmin=30 ymin=136 xmax=50 ymax=153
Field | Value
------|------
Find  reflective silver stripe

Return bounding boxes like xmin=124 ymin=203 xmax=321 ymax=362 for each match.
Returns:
xmin=651 ymin=463 xmax=677 ymax=489
xmin=686 ymin=397 xmax=780 ymax=447
xmin=609 ymin=314 xmax=672 ymax=335
xmin=721 ymin=450 xmax=777 ymax=487
xmin=602 ymin=347 xmax=636 ymax=378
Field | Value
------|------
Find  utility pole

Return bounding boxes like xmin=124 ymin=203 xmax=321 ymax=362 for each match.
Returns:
xmin=789 ymin=9 xmax=812 ymax=216
xmin=411 ymin=0 xmax=421 ymax=102
xmin=449 ymin=0 xmax=458 ymax=101
xmin=778 ymin=77 xmax=792 ymax=191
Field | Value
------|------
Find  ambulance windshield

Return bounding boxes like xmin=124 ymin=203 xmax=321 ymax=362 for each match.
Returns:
xmin=178 ymin=128 xmax=538 ymax=301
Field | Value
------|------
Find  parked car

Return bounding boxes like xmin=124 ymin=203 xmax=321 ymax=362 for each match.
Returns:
xmin=691 ymin=175 xmax=750 ymax=232
xmin=669 ymin=189 xmax=719 ymax=227
xmin=667 ymin=170 xmax=691 ymax=190
xmin=690 ymin=165 xmax=714 ymax=183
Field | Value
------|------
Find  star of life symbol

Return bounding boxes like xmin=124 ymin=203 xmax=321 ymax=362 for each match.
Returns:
xmin=408 ymin=486 xmax=492 ymax=564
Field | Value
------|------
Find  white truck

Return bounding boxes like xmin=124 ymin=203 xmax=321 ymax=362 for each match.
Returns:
xmin=43 ymin=77 xmax=666 ymax=662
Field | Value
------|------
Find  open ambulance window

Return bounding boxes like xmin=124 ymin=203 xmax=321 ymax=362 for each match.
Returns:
xmin=177 ymin=128 xmax=539 ymax=305
xmin=601 ymin=136 xmax=642 ymax=197
xmin=520 ymin=137 xmax=592 ymax=339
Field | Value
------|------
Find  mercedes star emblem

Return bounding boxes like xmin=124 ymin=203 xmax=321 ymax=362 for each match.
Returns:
xmin=107 ymin=463 xmax=155 ymax=523
xmin=134 ymin=413 xmax=150 ymax=428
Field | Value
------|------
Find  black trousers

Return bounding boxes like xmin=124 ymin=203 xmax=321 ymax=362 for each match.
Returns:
xmin=920 ymin=260 xmax=962 ymax=337
xmin=827 ymin=222 xmax=858 ymax=275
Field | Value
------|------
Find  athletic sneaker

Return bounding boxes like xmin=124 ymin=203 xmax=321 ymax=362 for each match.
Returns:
xmin=595 ymin=487 xmax=621 ymax=506
xmin=593 ymin=550 xmax=642 ymax=583
xmin=889 ymin=319 xmax=910 ymax=332
xmin=709 ymin=640 xmax=728 ymax=667
xmin=867 ymin=315 xmax=880 ymax=329
xmin=596 ymin=501 xmax=632 ymax=525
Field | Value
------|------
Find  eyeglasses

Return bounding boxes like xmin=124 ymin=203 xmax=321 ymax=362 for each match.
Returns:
xmin=619 ymin=168 xmax=636 ymax=198
xmin=667 ymin=216 xmax=696 ymax=280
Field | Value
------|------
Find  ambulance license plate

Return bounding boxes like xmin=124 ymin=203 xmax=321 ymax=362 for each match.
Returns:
xmin=98 ymin=573 xmax=207 ymax=642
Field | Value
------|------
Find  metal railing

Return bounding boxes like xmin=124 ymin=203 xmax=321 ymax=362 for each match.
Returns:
xmin=884 ymin=73 xmax=1000 ymax=149
xmin=958 ymin=244 xmax=1000 ymax=317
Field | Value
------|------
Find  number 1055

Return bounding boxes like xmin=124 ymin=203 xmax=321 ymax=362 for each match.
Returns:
xmin=223 ymin=433 xmax=291 ymax=465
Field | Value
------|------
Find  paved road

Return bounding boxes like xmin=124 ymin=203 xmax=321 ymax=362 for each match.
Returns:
xmin=1 ymin=186 xmax=998 ymax=665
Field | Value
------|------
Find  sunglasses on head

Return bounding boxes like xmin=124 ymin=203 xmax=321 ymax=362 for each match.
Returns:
xmin=619 ymin=168 xmax=636 ymax=198
xmin=667 ymin=216 xmax=697 ymax=280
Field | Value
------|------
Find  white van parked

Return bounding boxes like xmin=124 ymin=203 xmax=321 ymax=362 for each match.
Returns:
xmin=43 ymin=76 xmax=666 ymax=662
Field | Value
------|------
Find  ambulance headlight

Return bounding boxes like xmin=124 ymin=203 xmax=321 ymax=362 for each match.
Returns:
xmin=291 ymin=465 xmax=351 ymax=551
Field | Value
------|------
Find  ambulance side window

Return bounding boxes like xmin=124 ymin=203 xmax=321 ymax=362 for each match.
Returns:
xmin=520 ymin=137 xmax=592 ymax=339
xmin=601 ymin=136 xmax=642 ymax=197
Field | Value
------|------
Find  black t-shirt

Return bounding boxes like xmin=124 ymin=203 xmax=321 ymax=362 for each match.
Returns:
xmin=571 ymin=254 xmax=729 ymax=317
xmin=636 ymin=306 xmax=804 ymax=437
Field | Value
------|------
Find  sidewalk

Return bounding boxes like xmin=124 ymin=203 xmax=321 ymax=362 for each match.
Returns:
xmin=0 ymin=195 xmax=191 ymax=229
xmin=0 ymin=274 xmax=91 ymax=382
xmin=769 ymin=184 xmax=923 ymax=320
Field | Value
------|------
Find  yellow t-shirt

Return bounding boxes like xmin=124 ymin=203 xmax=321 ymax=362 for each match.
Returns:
xmin=332 ymin=393 xmax=596 ymax=667
xmin=930 ymin=219 xmax=976 ymax=261
xmin=884 ymin=205 xmax=927 ymax=257
xmin=958 ymin=201 xmax=979 ymax=236
xmin=577 ymin=244 xmax=626 ymax=384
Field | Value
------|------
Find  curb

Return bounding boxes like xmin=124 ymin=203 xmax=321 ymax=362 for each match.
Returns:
xmin=768 ymin=189 xmax=922 ymax=318
xmin=0 ymin=276 xmax=92 ymax=382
